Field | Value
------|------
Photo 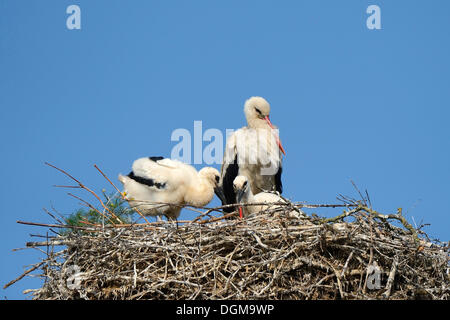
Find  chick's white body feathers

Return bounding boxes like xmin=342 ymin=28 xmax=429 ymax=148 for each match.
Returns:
xmin=119 ymin=157 xmax=220 ymax=220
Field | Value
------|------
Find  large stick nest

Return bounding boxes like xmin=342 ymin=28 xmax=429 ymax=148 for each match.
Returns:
xmin=14 ymin=202 xmax=450 ymax=300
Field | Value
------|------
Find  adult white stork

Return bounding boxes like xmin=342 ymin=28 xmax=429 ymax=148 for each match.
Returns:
xmin=118 ymin=156 xmax=221 ymax=220
xmin=217 ymin=97 xmax=285 ymax=213
xmin=233 ymin=175 xmax=300 ymax=218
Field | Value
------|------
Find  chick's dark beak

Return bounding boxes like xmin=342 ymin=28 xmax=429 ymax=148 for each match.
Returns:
xmin=214 ymin=186 xmax=226 ymax=204
xmin=236 ymin=189 xmax=245 ymax=203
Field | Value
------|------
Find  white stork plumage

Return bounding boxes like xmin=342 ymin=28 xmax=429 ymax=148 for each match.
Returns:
xmin=233 ymin=175 xmax=300 ymax=218
xmin=217 ymin=97 xmax=285 ymax=213
xmin=118 ymin=156 xmax=221 ymax=220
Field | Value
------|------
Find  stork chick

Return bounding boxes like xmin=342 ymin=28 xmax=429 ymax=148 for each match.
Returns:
xmin=118 ymin=156 xmax=221 ymax=220
xmin=233 ymin=175 xmax=300 ymax=218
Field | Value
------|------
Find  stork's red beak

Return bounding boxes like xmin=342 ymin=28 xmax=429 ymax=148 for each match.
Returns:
xmin=239 ymin=207 xmax=243 ymax=219
xmin=264 ymin=116 xmax=286 ymax=156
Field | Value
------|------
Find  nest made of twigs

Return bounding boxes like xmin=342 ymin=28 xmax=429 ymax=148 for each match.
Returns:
xmin=12 ymin=201 xmax=450 ymax=300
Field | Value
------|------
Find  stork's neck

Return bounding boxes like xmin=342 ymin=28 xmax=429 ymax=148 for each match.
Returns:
xmin=246 ymin=117 xmax=271 ymax=130
xmin=185 ymin=179 xmax=214 ymax=207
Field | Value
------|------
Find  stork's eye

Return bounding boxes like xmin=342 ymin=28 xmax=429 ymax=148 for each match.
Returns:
xmin=215 ymin=176 xmax=220 ymax=183
xmin=243 ymin=181 xmax=248 ymax=187
xmin=254 ymin=107 xmax=262 ymax=115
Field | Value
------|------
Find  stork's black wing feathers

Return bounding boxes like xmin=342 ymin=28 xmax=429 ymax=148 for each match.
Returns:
xmin=128 ymin=171 xmax=166 ymax=189
xmin=221 ymin=155 xmax=239 ymax=213
xmin=148 ymin=156 xmax=165 ymax=162
xmin=274 ymin=165 xmax=283 ymax=194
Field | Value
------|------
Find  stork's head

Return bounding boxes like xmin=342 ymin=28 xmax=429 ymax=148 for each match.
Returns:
xmin=244 ymin=96 xmax=271 ymax=127
xmin=233 ymin=175 xmax=249 ymax=203
xmin=199 ymin=167 xmax=223 ymax=201
xmin=233 ymin=175 xmax=250 ymax=218
xmin=198 ymin=167 xmax=221 ymax=187
xmin=243 ymin=96 xmax=286 ymax=156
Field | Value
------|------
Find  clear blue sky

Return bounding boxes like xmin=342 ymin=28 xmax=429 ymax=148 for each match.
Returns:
xmin=1 ymin=0 xmax=449 ymax=299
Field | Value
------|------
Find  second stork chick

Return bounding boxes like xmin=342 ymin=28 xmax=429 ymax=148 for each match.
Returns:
xmin=233 ymin=175 xmax=300 ymax=218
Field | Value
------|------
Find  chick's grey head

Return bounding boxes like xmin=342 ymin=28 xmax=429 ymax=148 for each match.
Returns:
xmin=233 ymin=175 xmax=249 ymax=203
